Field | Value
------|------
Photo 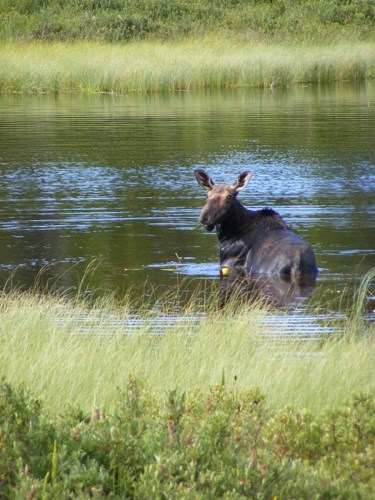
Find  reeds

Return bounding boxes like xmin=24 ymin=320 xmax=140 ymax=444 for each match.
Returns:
xmin=1 ymin=39 xmax=374 ymax=94
xmin=0 ymin=270 xmax=373 ymax=415
xmin=354 ymin=266 xmax=375 ymax=319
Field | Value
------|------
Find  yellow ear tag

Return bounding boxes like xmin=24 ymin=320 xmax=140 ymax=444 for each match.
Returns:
xmin=221 ymin=267 xmax=230 ymax=276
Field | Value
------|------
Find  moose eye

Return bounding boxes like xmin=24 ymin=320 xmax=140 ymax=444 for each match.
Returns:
xmin=226 ymin=195 xmax=232 ymax=201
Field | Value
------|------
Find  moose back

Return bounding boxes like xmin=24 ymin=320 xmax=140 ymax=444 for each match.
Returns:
xmin=194 ymin=169 xmax=318 ymax=278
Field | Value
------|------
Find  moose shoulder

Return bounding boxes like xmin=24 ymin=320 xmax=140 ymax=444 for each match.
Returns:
xmin=194 ymin=169 xmax=318 ymax=277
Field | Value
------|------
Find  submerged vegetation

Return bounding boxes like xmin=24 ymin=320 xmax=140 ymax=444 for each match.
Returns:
xmin=0 ymin=0 xmax=374 ymax=93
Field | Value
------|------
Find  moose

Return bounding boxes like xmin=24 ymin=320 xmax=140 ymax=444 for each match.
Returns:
xmin=194 ymin=169 xmax=318 ymax=281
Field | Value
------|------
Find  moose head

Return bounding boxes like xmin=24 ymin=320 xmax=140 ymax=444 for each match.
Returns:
xmin=194 ymin=169 xmax=252 ymax=231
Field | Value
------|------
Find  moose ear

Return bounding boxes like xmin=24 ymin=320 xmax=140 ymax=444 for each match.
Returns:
xmin=194 ymin=169 xmax=215 ymax=190
xmin=233 ymin=171 xmax=252 ymax=192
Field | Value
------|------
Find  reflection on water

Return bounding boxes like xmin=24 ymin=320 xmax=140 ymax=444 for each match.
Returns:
xmin=219 ymin=273 xmax=317 ymax=308
xmin=0 ymin=82 xmax=374 ymax=309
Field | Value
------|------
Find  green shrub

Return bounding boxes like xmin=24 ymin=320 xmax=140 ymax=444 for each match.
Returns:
xmin=1 ymin=379 xmax=373 ymax=497
xmin=0 ymin=381 xmax=55 ymax=497
xmin=0 ymin=0 xmax=374 ymax=42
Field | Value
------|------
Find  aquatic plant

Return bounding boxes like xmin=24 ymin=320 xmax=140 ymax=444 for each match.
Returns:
xmin=353 ymin=266 xmax=375 ymax=319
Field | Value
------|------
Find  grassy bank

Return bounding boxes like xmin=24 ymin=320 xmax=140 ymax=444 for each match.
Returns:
xmin=1 ymin=1 xmax=374 ymax=93
xmin=0 ymin=280 xmax=374 ymax=415
xmin=1 ymin=272 xmax=374 ymax=496
xmin=1 ymin=38 xmax=375 ymax=93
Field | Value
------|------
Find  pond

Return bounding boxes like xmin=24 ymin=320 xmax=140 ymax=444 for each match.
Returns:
xmin=0 ymin=82 xmax=374 ymax=309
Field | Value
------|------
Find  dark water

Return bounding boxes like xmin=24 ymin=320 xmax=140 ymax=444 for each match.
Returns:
xmin=0 ymin=82 xmax=374 ymax=308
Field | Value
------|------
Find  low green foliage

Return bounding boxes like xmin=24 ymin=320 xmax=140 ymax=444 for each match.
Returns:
xmin=0 ymin=379 xmax=374 ymax=497
xmin=0 ymin=0 xmax=374 ymax=43
xmin=0 ymin=382 xmax=56 ymax=498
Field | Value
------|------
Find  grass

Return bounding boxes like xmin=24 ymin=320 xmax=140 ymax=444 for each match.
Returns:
xmin=1 ymin=38 xmax=374 ymax=94
xmin=1 ymin=1 xmax=373 ymax=93
xmin=0 ymin=270 xmax=374 ymax=416
xmin=0 ymin=270 xmax=374 ymax=497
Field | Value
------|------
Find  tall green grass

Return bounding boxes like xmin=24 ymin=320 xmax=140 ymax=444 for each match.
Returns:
xmin=1 ymin=39 xmax=374 ymax=93
xmin=0 ymin=271 xmax=373 ymax=415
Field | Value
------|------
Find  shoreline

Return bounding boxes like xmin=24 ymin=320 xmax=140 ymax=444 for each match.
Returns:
xmin=1 ymin=39 xmax=374 ymax=94
xmin=0 ymin=271 xmax=373 ymax=415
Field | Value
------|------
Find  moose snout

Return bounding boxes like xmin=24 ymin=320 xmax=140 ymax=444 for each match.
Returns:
xmin=199 ymin=208 xmax=216 ymax=232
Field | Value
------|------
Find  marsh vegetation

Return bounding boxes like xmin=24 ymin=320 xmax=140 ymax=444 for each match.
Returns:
xmin=0 ymin=0 xmax=374 ymax=93
xmin=0 ymin=269 xmax=374 ymax=497
xmin=1 ymin=2 xmax=374 ymax=495
xmin=1 ymin=269 xmax=374 ymax=415
xmin=1 ymin=38 xmax=374 ymax=94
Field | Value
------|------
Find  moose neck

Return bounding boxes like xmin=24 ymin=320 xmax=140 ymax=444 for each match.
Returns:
xmin=216 ymin=199 xmax=252 ymax=241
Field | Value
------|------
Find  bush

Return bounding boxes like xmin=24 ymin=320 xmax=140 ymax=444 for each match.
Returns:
xmin=0 ymin=0 xmax=374 ymax=42
xmin=0 ymin=381 xmax=56 ymax=497
xmin=0 ymin=379 xmax=374 ymax=497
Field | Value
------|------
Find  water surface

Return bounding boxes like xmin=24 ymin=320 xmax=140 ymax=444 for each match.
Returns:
xmin=0 ymin=82 xmax=374 ymax=307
